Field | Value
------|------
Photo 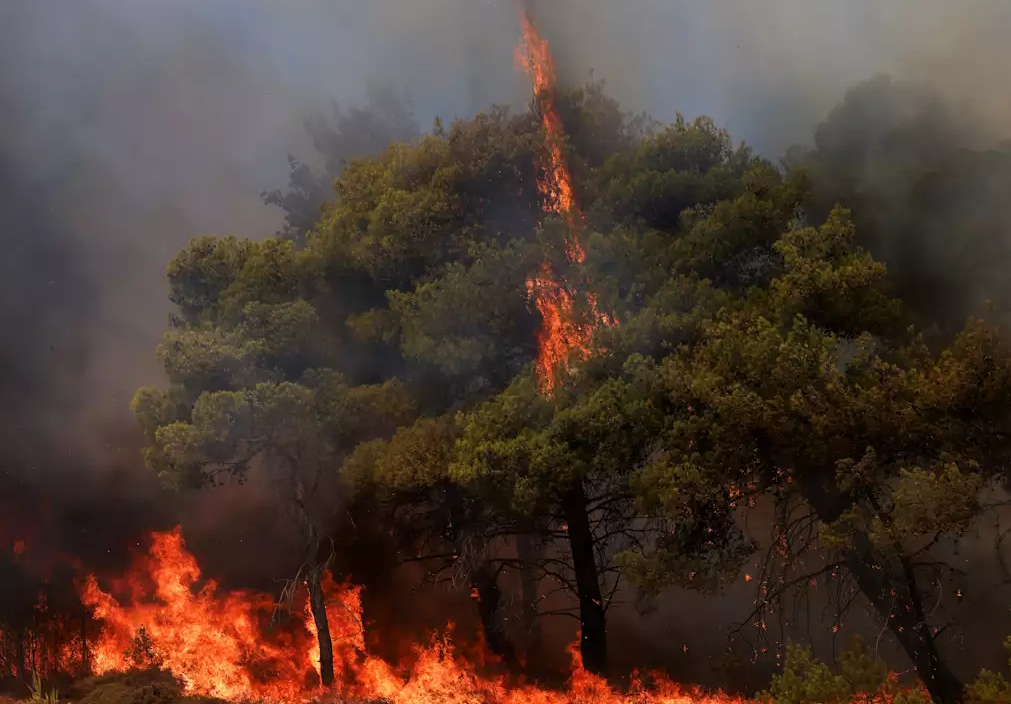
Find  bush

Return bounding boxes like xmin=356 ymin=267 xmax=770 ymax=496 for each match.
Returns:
xmin=964 ymin=637 xmax=1011 ymax=704
xmin=71 ymin=671 xmax=190 ymax=704
xmin=760 ymin=637 xmax=930 ymax=704
xmin=28 ymin=673 xmax=58 ymax=704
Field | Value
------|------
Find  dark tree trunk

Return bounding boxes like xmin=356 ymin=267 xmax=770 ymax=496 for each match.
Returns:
xmin=81 ymin=612 xmax=89 ymax=674
xmin=442 ymin=483 xmax=517 ymax=664
xmin=471 ymin=564 xmax=516 ymax=666
xmin=516 ymin=534 xmax=544 ymax=663
xmin=307 ymin=568 xmax=335 ymax=687
xmin=799 ymin=473 xmax=963 ymax=704
xmin=844 ymin=537 xmax=963 ymax=704
xmin=16 ymin=631 xmax=25 ymax=683
xmin=561 ymin=483 xmax=608 ymax=675
xmin=16 ymin=630 xmax=25 ymax=680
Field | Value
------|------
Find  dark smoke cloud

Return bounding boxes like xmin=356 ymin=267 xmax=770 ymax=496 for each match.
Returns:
xmin=2 ymin=0 xmax=1011 ymax=679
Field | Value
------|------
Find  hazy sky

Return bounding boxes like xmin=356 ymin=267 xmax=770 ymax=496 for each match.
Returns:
xmin=1 ymin=0 xmax=1009 ymax=473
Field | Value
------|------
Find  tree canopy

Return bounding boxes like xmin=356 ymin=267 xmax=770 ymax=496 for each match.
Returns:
xmin=137 ymin=77 xmax=1011 ymax=703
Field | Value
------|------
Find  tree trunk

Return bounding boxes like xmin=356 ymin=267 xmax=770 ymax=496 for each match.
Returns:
xmin=799 ymin=473 xmax=963 ymax=704
xmin=561 ymin=482 xmax=608 ymax=675
xmin=844 ymin=537 xmax=962 ymax=703
xmin=471 ymin=564 xmax=516 ymax=666
xmin=516 ymin=534 xmax=544 ymax=663
xmin=442 ymin=482 xmax=518 ymax=664
xmin=15 ymin=629 xmax=25 ymax=681
xmin=82 ymin=611 xmax=90 ymax=674
xmin=307 ymin=568 xmax=335 ymax=688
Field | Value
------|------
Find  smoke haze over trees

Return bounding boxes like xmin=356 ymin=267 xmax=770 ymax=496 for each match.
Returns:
xmin=5 ymin=1 xmax=1011 ymax=702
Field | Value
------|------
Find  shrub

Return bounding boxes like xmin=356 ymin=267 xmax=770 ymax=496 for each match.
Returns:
xmin=964 ymin=637 xmax=1011 ymax=704
xmin=760 ymin=637 xmax=931 ymax=704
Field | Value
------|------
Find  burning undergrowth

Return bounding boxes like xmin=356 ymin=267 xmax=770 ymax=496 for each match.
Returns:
xmin=69 ymin=528 xmax=752 ymax=704
xmin=0 ymin=528 xmax=941 ymax=704
xmin=78 ymin=528 xmax=360 ymax=702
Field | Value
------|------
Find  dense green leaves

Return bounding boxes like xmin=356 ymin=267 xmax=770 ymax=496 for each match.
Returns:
xmin=760 ymin=638 xmax=931 ymax=704
xmin=139 ymin=76 xmax=1011 ymax=696
xmin=965 ymin=639 xmax=1011 ymax=703
xmin=262 ymin=83 xmax=421 ymax=245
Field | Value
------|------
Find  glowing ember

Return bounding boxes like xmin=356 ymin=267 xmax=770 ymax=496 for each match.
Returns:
xmin=516 ymin=9 xmax=614 ymax=395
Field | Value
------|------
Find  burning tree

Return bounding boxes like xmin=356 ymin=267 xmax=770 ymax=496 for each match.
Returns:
xmin=131 ymin=81 xmax=576 ymax=679
xmin=0 ymin=548 xmax=89 ymax=682
xmin=133 ymin=57 xmax=772 ymax=682
xmin=132 ymin=236 xmax=414 ymax=686
xmin=128 ymin=21 xmax=1011 ymax=700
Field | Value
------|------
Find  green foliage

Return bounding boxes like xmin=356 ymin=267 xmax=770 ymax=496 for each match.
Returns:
xmin=263 ymin=83 xmax=420 ymax=244
xmin=770 ymin=206 xmax=900 ymax=334
xmin=590 ymin=115 xmax=756 ymax=231
xmin=387 ymin=242 xmax=539 ymax=385
xmin=141 ymin=375 xmax=413 ymax=489
xmin=28 ymin=673 xmax=58 ymax=704
xmin=965 ymin=638 xmax=1011 ymax=704
xmin=760 ymin=642 xmax=851 ymax=704
xmin=870 ymin=463 xmax=982 ymax=547
xmin=143 ymin=76 xmax=1011 ymax=693
xmin=965 ymin=671 xmax=1011 ymax=704
xmin=761 ymin=638 xmax=931 ymax=704
xmin=310 ymin=108 xmax=542 ymax=288
xmin=166 ymin=236 xmax=255 ymax=325
xmin=449 ymin=373 xmax=556 ymax=515
xmin=616 ymin=525 xmax=753 ymax=594
xmin=344 ymin=415 xmax=458 ymax=494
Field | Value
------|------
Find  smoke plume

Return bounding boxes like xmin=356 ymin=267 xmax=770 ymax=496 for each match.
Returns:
xmin=2 ymin=0 xmax=1011 ymax=680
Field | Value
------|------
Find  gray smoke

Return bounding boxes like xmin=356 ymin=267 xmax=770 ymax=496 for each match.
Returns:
xmin=2 ymin=0 xmax=1011 ymax=680
xmin=4 ymin=0 xmax=1011 ymax=445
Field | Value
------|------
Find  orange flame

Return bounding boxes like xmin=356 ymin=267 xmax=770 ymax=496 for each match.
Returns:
xmin=79 ymin=527 xmax=362 ymax=702
xmin=515 ymin=12 xmax=576 ymax=228
xmin=525 ymin=264 xmax=614 ymax=392
xmin=516 ymin=9 xmax=614 ymax=395
xmin=72 ymin=527 xmax=932 ymax=704
xmin=74 ymin=532 xmax=744 ymax=704
xmin=55 ymin=15 xmax=927 ymax=704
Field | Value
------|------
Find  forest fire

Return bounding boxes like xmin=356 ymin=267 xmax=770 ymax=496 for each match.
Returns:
xmin=0 ymin=524 xmax=90 ymax=682
xmin=75 ymin=528 xmax=755 ymax=704
xmin=516 ymin=9 xmax=615 ymax=395
xmin=78 ymin=528 xmax=363 ymax=702
xmin=3 ymin=3 xmax=1006 ymax=704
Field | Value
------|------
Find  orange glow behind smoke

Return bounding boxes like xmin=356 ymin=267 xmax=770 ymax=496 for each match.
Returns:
xmin=516 ymin=10 xmax=614 ymax=395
